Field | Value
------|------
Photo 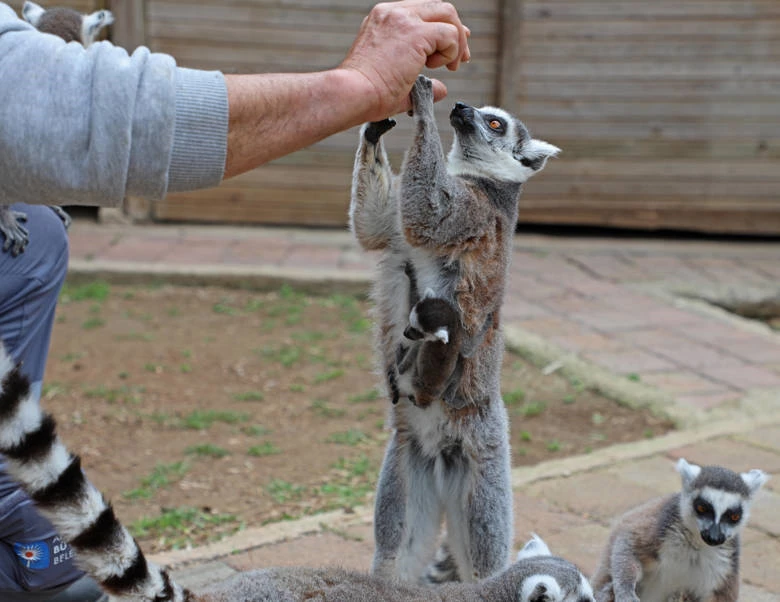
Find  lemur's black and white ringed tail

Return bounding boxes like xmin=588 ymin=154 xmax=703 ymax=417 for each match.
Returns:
xmin=0 ymin=347 xmax=193 ymax=601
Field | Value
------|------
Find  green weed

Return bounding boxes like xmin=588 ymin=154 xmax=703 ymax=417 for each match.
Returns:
xmin=60 ymin=281 xmax=110 ymax=303
xmin=123 ymin=461 xmax=189 ymax=499
xmin=248 ymin=442 xmax=281 ymax=457
xmin=266 ymin=479 xmax=305 ymax=504
xmin=232 ymin=391 xmax=265 ymax=402
xmin=311 ymin=399 xmax=346 ymax=418
xmin=185 ymin=444 xmax=230 ymax=458
xmin=182 ymin=410 xmax=250 ymax=430
xmin=326 ymin=429 xmax=367 ymax=446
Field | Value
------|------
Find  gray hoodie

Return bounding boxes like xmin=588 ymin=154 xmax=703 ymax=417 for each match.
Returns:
xmin=0 ymin=2 xmax=228 ymax=207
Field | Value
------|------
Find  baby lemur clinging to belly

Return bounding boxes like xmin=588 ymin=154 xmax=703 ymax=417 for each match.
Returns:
xmin=350 ymin=75 xmax=559 ymax=585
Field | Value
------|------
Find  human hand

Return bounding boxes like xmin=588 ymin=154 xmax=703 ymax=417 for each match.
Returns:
xmin=339 ymin=0 xmax=471 ymax=121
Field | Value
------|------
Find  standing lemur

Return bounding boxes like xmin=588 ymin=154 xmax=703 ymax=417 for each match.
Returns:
xmin=350 ymin=75 xmax=559 ymax=584
xmin=0 ymin=1 xmax=113 ymax=255
xmin=591 ymin=458 xmax=768 ymax=602
xmin=0 ymin=345 xmax=595 ymax=601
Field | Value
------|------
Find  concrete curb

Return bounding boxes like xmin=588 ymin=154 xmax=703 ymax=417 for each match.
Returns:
xmin=68 ymin=259 xmax=372 ymax=296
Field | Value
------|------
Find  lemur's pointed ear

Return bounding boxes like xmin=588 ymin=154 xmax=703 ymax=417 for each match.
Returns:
xmin=22 ymin=1 xmax=45 ymax=26
xmin=741 ymin=469 xmax=768 ymax=497
xmin=525 ymin=139 xmax=561 ymax=160
xmin=517 ymin=533 xmax=552 ymax=560
xmin=676 ymin=458 xmax=701 ymax=490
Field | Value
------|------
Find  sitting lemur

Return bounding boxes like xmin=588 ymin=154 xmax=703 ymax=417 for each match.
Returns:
xmin=0 ymin=1 xmax=114 ymax=255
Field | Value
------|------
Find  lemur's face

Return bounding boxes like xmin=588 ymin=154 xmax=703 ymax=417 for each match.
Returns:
xmin=682 ymin=486 xmax=747 ymax=546
xmin=676 ymin=458 xmax=768 ymax=547
xmin=447 ymin=103 xmax=560 ymax=184
xmin=515 ymin=537 xmax=595 ymax=602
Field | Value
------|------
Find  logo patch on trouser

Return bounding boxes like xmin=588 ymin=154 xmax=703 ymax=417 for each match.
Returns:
xmin=13 ymin=541 xmax=51 ymax=570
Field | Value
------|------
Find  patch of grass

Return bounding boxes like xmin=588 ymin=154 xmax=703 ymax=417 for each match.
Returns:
xmin=292 ymin=330 xmax=327 ymax=343
xmin=627 ymin=373 xmax=641 ymax=382
xmin=42 ymin=382 xmax=68 ymax=399
xmin=83 ymin=384 xmax=143 ymax=405
xmin=311 ymin=399 xmax=346 ymax=418
xmin=266 ymin=479 xmax=305 ymax=504
xmin=242 ymin=424 xmax=271 ymax=437
xmin=123 ymin=461 xmax=189 ymax=499
xmin=60 ymin=281 xmax=110 ymax=303
xmin=562 ymin=394 xmax=576 ymax=405
xmin=179 ymin=363 xmax=193 ymax=374
xmin=519 ymin=430 xmax=532 ymax=442
xmin=328 ymin=294 xmax=371 ymax=333
xmin=289 ymin=383 xmax=306 ymax=393
xmin=166 ymin=306 xmax=181 ymax=317
xmin=517 ymin=400 xmax=547 ymax=417
xmin=546 ymin=440 xmax=562 ymax=452
xmin=114 ymin=332 xmax=154 ymax=342
xmin=81 ymin=317 xmax=105 ymax=330
xmin=592 ymin=412 xmax=606 ymax=426
xmin=232 ymin=391 xmax=265 ymax=402
xmin=144 ymin=363 xmax=163 ymax=373
xmin=349 ymin=388 xmax=380 ymax=404
xmin=212 ymin=300 xmax=240 ymax=316
xmin=129 ymin=507 xmax=240 ymax=549
xmin=181 ymin=410 xmax=250 ymax=430
xmin=248 ymin=442 xmax=281 ymax=457
xmin=185 ymin=444 xmax=230 ymax=458
xmin=60 ymin=351 xmax=84 ymax=363
xmin=503 ymin=388 xmax=526 ymax=405
xmin=317 ymin=455 xmax=377 ymax=510
xmin=258 ymin=345 xmax=302 ymax=368
xmin=314 ymin=368 xmax=345 ymax=384
xmin=326 ymin=428 xmax=367 ymax=446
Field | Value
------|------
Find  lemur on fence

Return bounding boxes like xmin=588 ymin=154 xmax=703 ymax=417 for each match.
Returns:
xmin=0 ymin=1 xmax=113 ymax=255
xmin=0 ymin=345 xmax=595 ymax=601
xmin=350 ymin=75 xmax=559 ymax=584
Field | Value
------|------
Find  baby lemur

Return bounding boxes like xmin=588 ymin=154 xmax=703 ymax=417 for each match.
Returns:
xmin=350 ymin=75 xmax=559 ymax=584
xmin=591 ymin=458 xmax=768 ymax=602
xmin=0 ymin=1 xmax=113 ymax=255
xmin=0 ymin=345 xmax=595 ymax=601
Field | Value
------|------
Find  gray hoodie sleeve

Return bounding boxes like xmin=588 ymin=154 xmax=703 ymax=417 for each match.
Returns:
xmin=0 ymin=3 xmax=228 ymax=207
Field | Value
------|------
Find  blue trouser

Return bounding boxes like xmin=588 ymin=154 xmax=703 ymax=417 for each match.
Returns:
xmin=0 ymin=204 xmax=103 ymax=600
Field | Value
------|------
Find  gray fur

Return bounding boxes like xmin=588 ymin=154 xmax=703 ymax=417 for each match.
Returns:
xmin=0 ymin=1 xmax=114 ymax=256
xmin=350 ymin=75 xmax=559 ymax=585
xmin=591 ymin=458 xmax=768 ymax=602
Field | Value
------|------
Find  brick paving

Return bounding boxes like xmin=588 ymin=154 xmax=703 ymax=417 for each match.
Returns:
xmin=64 ymin=222 xmax=780 ymax=598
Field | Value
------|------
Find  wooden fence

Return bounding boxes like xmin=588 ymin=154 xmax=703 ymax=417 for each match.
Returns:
xmin=10 ymin=0 xmax=780 ymax=233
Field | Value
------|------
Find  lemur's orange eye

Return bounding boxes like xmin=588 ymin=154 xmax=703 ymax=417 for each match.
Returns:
xmin=729 ymin=512 xmax=741 ymax=522
xmin=489 ymin=120 xmax=502 ymax=130
xmin=695 ymin=503 xmax=707 ymax=515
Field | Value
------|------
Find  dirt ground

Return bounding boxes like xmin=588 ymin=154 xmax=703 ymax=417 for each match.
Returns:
xmin=44 ymin=281 xmax=673 ymax=552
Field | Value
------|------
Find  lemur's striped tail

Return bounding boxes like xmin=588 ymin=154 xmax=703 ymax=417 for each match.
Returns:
xmin=0 ymin=346 xmax=193 ymax=601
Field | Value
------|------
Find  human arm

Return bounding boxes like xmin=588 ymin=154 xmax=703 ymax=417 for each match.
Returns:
xmin=0 ymin=0 xmax=469 ymax=204
xmin=0 ymin=2 xmax=227 ymax=207
xmin=223 ymin=0 xmax=470 ymax=178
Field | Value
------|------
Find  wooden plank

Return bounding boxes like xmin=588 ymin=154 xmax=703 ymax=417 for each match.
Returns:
xmin=517 ymin=100 xmax=780 ymax=120
xmin=522 ymin=2 xmax=780 ymax=20
xmin=517 ymin=206 xmax=780 ymax=236
xmin=496 ymin=0 xmax=522 ymax=106
xmin=516 ymin=20 xmax=780 ymax=40
xmin=111 ymin=0 xmax=146 ymax=50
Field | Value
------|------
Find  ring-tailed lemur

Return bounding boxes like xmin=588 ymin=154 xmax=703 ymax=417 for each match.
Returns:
xmin=0 ymin=345 xmax=595 ymax=601
xmin=0 ymin=1 xmax=113 ymax=256
xmin=350 ymin=75 xmax=559 ymax=584
xmin=591 ymin=458 xmax=768 ymax=602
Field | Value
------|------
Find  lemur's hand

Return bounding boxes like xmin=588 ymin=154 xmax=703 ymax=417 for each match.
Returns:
xmin=0 ymin=207 xmax=29 ymax=256
xmin=409 ymin=75 xmax=435 ymax=118
xmin=364 ymin=119 xmax=397 ymax=145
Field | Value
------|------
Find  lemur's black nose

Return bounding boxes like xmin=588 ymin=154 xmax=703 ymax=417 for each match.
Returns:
xmin=454 ymin=101 xmax=467 ymax=110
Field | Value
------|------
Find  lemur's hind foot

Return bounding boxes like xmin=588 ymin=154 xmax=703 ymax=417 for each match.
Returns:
xmin=0 ymin=205 xmax=29 ymax=256
xmin=364 ymin=118 xmax=396 ymax=144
